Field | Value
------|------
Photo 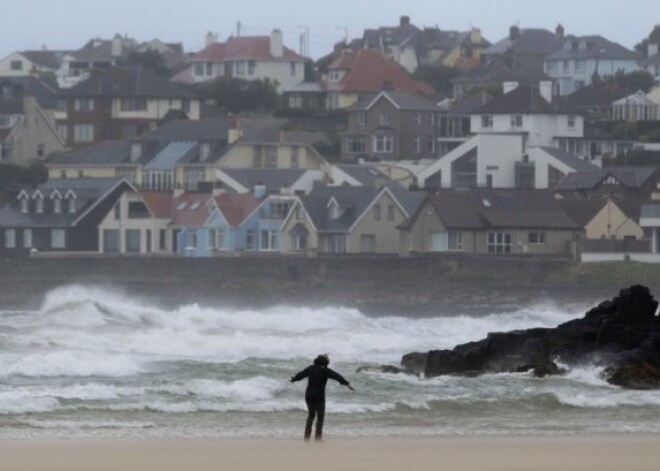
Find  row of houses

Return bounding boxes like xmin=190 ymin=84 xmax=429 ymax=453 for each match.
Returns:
xmin=3 ymin=162 xmax=660 ymax=260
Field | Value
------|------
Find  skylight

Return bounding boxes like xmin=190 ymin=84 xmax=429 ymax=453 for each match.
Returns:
xmin=190 ymin=202 xmax=201 ymax=210
xmin=177 ymin=202 xmax=188 ymax=210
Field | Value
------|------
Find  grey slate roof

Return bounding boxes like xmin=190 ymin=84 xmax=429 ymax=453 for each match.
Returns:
xmin=21 ymin=50 xmax=70 ymax=69
xmin=547 ymin=35 xmax=639 ymax=61
xmin=143 ymin=119 xmax=230 ymax=141
xmin=351 ymin=90 xmax=439 ymax=111
xmin=485 ymin=29 xmax=561 ymax=56
xmin=442 ymin=91 xmax=493 ymax=115
xmin=561 ymin=197 xmax=641 ymax=226
xmin=554 ymin=166 xmax=659 ymax=191
xmin=61 ymin=66 xmax=195 ymax=98
xmin=0 ymin=177 xmax=126 ymax=228
xmin=473 ymin=85 xmax=560 ymax=114
xmin=49 ymin=141 xmax=132 ymax=165
xmin=0 ymin=76 xmax=60 ymax=109
xmin=336 ymin=165 xmax=389 ymax=186
xmin=422 ymin=189 xmax=579 ymax=230
xmin=221 ymin=168 xmax=307 ymax=193
xmin=537 ymin=146 xmax=599 ymax=173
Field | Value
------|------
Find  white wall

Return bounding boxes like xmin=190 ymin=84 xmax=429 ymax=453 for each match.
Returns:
xmin=471 ymin=113 xmax=583 ymax=147
xmin=0 ymin=52 xmax=32 ymax=76
xmin=112 ymin=98 xmax=201 ymax=120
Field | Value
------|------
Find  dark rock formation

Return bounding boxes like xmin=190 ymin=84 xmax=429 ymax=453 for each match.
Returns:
xmin=401 ymin=285 xmax=660 ymax=389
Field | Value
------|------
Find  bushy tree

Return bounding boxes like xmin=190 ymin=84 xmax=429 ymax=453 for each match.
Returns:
xmin=592 ymin=70 xmax=655 ymax=93
xmin=412 ymin=64 xmax=458 ymax=96
xmin=635 ymin=25 xmax=660 ymax=57
xmin=123 ymin=49 xmax=170 ymax=76
xmin=198 ymin=77 xmax=280 ymax=113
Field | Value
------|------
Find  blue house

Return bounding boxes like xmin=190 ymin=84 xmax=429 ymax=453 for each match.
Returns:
xmin=237 ymin=194 xmax=300 ymax=252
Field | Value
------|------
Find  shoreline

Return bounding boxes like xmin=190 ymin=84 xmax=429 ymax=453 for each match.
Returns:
xmin=0 ymin=435 xmax=658 ymax=471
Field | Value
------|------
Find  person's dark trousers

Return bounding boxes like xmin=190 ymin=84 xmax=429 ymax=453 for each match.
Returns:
xmin=304 ymin=399 xmax=326 ymax=440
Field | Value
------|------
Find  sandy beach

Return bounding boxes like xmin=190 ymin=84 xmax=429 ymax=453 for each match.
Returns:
xmin=0 ymin=436 xmax=658 ymax=471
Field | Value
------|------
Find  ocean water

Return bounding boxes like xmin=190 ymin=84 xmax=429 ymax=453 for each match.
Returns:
xmin=0 ymin=284 xmax=658 ymax=440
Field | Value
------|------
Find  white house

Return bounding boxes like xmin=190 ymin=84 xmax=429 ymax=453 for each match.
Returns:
xmin=185 ymin=30 xmax=305 ymax=93
xmin=0 ymin=50 xmax=67 ymax=77
xmin=544 ymin=35 xmax=641 ymax=95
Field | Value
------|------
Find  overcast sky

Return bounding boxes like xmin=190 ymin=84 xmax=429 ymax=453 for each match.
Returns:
xmin=1 ymin=0 xmax=657 ymax=60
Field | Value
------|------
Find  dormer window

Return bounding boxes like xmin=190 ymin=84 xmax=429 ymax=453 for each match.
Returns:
xmin=130 ymin=143 xmax=142 ymax=161
xmin=200 ymin=143 xmax=211 ymax=161
xmin=19 ymin=193 xmax=29 ymax=213
xmin=35 ymin=196 xmax=43 ymax=214
xmin=53 ymin=197 xmax=62 ymax=214
xmin=68 ymin=196 xmax=76 ymax=214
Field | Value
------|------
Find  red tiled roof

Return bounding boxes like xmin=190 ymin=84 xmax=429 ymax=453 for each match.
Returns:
xmin=170 ymin=193 xmax=213 ymax=227
xmin=213 ymin=193 xmax=261 ymax=226
xmin=193 ymin=36 xmax=304 ymax=62
xmin=139 ymin=192 xmax=173 ymax=218
xmin=325 ymin=49 xmax=435 ymax=96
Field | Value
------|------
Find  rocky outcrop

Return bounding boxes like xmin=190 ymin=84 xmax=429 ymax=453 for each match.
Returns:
xmin=401 ymin=285 xmax=660 ymax=389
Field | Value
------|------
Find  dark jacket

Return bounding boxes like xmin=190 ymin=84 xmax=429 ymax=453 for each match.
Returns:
xmin=291 ymin=361 xmax=350 ymax=402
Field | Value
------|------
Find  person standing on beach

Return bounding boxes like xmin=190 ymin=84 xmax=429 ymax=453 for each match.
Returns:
xmin=290 ymin=354 xmax=355 ymax=441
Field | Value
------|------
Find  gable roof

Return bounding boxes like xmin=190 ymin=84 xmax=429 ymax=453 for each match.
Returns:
xmin=48 ymin=141 xmax=132 ymax=165
xmin=473 ymin=84 xmax=560 ymax=114
xmin=61 ymin=66 xmax=195 ymax=99
xmin=351 ymin=89 xmax=439 ymax=111
xmin=537 ymin=146 xmax=599 ymax=173
xmin=193 ymin=36 xmax=304 ymax=62
xmin=213 ymin=193 xmax=262 ymax=226
xmin=0 ymin=76 xmax=59 ymax=109
xmin=416 ymin=189 xmax=578 ymax=230
xmin=20 ymin=50 xmax=70 ymax=69
xmin=560 ymin=197 xmax=642 ymax=227
xmin=547 ymin=35 xmax=639 ymax=61
xmin=485 ymin=28 xmax=561 ymax=56
xmin=325 ymin=49 xmax=435 ymax=96
xmin=554 ymin=166 xmax=659 ymax=191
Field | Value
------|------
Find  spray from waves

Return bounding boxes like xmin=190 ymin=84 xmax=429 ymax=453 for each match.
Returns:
xmin=0 ymin=284 xmax=583 ymax=369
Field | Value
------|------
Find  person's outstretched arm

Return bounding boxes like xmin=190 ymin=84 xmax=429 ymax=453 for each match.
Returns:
xmin=327 ymin=368 xmax=356 ymax=392
xmin=290 ymin=366 xmax=311 ymax=383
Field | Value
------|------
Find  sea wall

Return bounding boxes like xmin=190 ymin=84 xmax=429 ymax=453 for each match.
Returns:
xmin=0 ymin=254 xmax=634 ymax=313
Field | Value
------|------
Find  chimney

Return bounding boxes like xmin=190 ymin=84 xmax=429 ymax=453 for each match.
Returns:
xmin=555 ymin=24 xmax=565 ymax=39
xmin=509 ymin=25 xmax=520 ymax=41
xmin=111 ymin=34 xmax=122 ymax=57
xmin=205 ymin=32 xmax=217 ymax=47
xmin=470 ymin=28 xmax=482 ymax=44
xmin=270 ymin=29 xmax=283 ymax=58
xmin=228 ymin=118 xmax=242 ymax=144
xmin=539 ymin=80 xmax=553 ymax=103
xmin=173 ymin=187 xmax=185 ymax=198
xmin=649 ymin=43 xmax=659 ymax=57
xmin=254 ymin=184 xmax=267 ymax=198
xmin=400 ymin=15 xmax=411 ymax=27
xmin=503 ymin=81 xmax=519 ymax=94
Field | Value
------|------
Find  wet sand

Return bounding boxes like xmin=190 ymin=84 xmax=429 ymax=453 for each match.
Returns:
xmin=0 ymin=436 xmax=658 ymax=471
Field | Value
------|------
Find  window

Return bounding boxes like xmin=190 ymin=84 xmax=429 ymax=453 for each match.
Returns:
xmin=53 ymin=197 xmax=62 ymax=214
xmin=73 ymin=124 xmax=94 ymax=143
xmin=563 ymin=60 xmax=569 ymax=73
xmin=575 ymin=60 xmax=586 ymax=73
xmin=186 ymin=231 xmax=197 ymax=249
xmin=209 ymin=229 xmax=225 ymax=251
xmin=265 ymin=146 xmax=277 ymax=167
xmin=246 ymin=230 xmax=256 ymax=250
xmin=125 ymin=229 xmax=141 ymax=252
xmin=291 ymin=146 xmax=300 ymax=168
xmin=185 ymin=170 xmax=204 ymax=191
xmin=426 ymin=136 xmax=435 ymax=154
xmin=260 ymin=230 xmax=277 ymax=251
xmin=35 ymin=197 xmax=43 ymax=214
xmin=51 ymin=229 xmax=65 ymax=249
xmin=252 ymin=146 xmax=262 ymax=167
xmin=448 ymin=231 xmax=463 ymax=250
xmin=159 ymin=229 xmax=166 ymax=250
xmin=23 ymin=229 xmax=32 ymax=249
xmin=373 ymin=134 xmax=393 ymax=153
xmin=77 ymin=170 xmax=84 ymax=178
xmin=347 ymin=138 xmax=366 ymax=154
xmin=387 ymin=204 xmax=395 ymax=221
xmin=52 ymin=124 xmax=67 ymax=142
xmin=510 ymin=115 xmax=523 ymax=128
xmin=357 ymin=111 xmax=367 ymax=126
xmin=567 ymin=115 xmax=576 ymax=129
xmin=427 ymin=113 xmax=435 ymax=126
xmin=487 ymin=232 xmax=512 ymax=254
xmin=290 ymin=232 xmax=307 ymax=251
xmin=194 ymin=62 xmax=204 ymax=76
xmin=528 ymin=232 xmax=546 ymax=245
xmin=4 ymin=229 xmax=15 ymax=248
xmin=56 ymin=99 xmax=67 ymax=112
xmin=130 ymin=143 xmax=142 ymax=161
xmin=290 ymin=62 xmax=296 ymax=76
xmin=103 ymin=229 xmax=119 ymax=252
xmin=120 ymin=98 xmax=147 ymax=111
xmin=248 ymin=60 xmax=256 ymax=75
xmin=414 ymin=136 xmax=421 ymax=154
xmin=481 ymin=115 xmax=493 ymax=128
xmin=200 ymin=143 xmax=211 ymax=161
xmin=414 ymin=112 xmax=421 ymax=126
xmin=373 ymin=204 xmax=381 ymax=221
xmin=327 ymin=235 xmax=346 ymax=253
xmin=20 ymin=197 xmax=28 ymax=213
xmin=128 ymin=201 xmax=149 ymax=218
xmin=379 ymin=112 xmax=391 ymax=126
xmin=205 ymin=62 xmax=213 ymax=76
xmin=235 ymin=61 xmax=246 ymax=76
xmin=360 ymin=234 xmax=376 ymax=252
xmin=73 ymin=98 xmax=94 ymax=111
xmin=10 ymin=60 xmax=22 ymax=71
xmin=37 ymin=144 xmax=45 ymax=158
xmin=546 ymin=61 xmax=558 ymax=73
